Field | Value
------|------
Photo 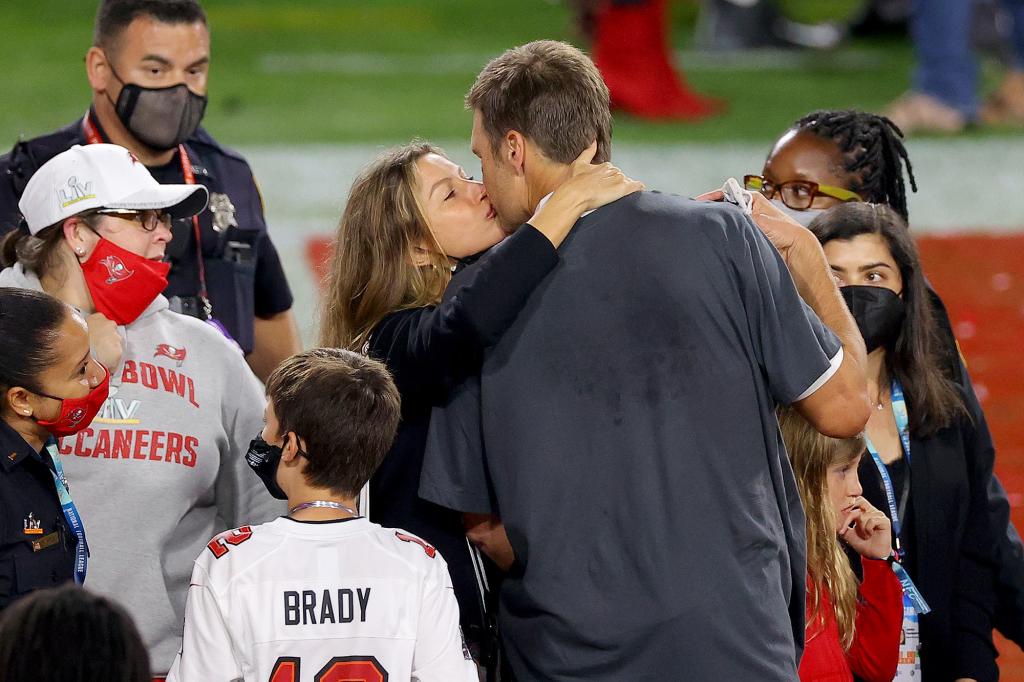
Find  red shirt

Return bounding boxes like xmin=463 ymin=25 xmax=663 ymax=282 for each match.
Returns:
xmin=799 ymin=557 xmax=904 ymax=682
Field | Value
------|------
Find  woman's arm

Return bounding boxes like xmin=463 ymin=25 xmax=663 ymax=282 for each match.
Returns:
xmin=847 ymin=557 xmax=903 ymax=682
xmin=373 ymin=153 xmax=642 ymax=397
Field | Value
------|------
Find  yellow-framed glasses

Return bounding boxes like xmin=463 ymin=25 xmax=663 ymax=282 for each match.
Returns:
xmin=744 ymin=174 xmax=863 ymax=210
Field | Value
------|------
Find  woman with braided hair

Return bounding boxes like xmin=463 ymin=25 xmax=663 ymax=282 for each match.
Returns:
xmin=745 ymin=109 xmax=916 ymax=226
xmin=748 ymin=109 xmax=1024 ymax=661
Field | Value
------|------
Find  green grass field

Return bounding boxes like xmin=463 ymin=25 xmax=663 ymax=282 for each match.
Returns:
xmin=1 ymin=0 xmax=942 ymax=148
xmin=6 ymin=0 xmax=1022 ymax=149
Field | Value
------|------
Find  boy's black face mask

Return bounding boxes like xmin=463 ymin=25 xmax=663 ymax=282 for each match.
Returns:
xmin=246 ymin=435 xmax=305 ymax=500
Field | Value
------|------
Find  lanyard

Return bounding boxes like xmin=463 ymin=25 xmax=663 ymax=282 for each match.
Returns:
xmin=43 ymin=441 xmax=89 ymax=584
xmin=864 ymin=379 xmax=911 ymax=542
xmin=82 ymin=113 xmax=212 ymax=318
xmin=864 ymin=379 xmax=931 ymax=615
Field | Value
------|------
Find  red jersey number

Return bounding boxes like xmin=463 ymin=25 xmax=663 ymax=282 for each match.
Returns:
xmin=206 ymin=526 xmax=253 ymax=559
xmin=268 ymin=656 xmax=387 ymax=682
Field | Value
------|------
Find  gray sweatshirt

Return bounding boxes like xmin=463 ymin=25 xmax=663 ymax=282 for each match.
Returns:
xmin=0 ymin=264 xmax=282 ymax=673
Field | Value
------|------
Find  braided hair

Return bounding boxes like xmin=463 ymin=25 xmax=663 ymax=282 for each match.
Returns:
xmin=793 ymin=109 xmax=917 ymax=222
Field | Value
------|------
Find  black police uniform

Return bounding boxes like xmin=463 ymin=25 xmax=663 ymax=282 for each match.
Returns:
xmin=0 ymin=111 xmax=294 ymax=354
xmin=0 ymin=420 xmax=77 ymax=610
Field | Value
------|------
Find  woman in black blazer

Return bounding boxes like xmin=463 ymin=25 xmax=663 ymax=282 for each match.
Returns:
xmin=812 ymin=202 xmax=1000 ymax=682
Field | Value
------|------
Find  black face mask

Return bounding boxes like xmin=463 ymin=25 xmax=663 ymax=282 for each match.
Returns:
xmin=108 ymin=65 xmax=207 ymax=150
xmin=245 ymin=435 xmax=301 ymax=500
xmin=841 ymin=285 xmax=906 ymax=353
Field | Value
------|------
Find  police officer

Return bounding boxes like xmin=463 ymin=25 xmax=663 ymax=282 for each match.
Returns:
xmin=0 ymin=0 xmax=300 ymax=382
xmin=0 ymin=288 xmax=108 ymax=610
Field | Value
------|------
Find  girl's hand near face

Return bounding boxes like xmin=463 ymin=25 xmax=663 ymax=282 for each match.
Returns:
xmin=530 ymin=142 xmax=645 ymax=248
xmin=839 ymin=497 xmax=893 ymax=560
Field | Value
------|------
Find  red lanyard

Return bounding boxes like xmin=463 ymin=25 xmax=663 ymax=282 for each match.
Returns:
xmin=82 ymin=113 xmax=212 ymax=318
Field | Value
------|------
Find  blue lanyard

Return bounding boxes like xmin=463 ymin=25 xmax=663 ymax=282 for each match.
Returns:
xmin=863 ymin=379 xmax=930 ymax=615
xmin=43 ymin=441 xmax=89 ymax=584
xmin=864 ymin=379 xmax=911 ymax=540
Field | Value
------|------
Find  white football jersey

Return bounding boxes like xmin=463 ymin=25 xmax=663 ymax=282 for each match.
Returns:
xmin=166 ymin=516 xmax=479 ymax=682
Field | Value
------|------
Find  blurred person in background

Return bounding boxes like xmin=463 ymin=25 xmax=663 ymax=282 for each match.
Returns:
xmin=0 ymin=0 xmax=300 ymax=382
xmin=0 ymin=143 xmax=279 ymax=678
xmin=753 ymin=109 xmax=1024 ymax=654
xmin=0 ymin=584 xmax=151 ymax=682
xmin=695 ymin=0 xmax=843 ymax=50
xmin=320 ymin=139 xmax=641 ymax=675
xmin=0 ymin=289 xmax=106 ymax=610
xmin=778 ymin=408 xmax=902 ymax=682
xmin=884 ymin=0 xmax=1024 ymax=133
xmin=812 ymin=202 xmax=1001 ymax=681
xmin=572 ymin=0 xmax=725 ymax=119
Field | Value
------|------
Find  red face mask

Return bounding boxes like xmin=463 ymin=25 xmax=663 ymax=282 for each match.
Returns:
xmin=79 ymin=237 xmax=170 ymax=325
xmin=35 ymin=364 xmax=111 ymax=437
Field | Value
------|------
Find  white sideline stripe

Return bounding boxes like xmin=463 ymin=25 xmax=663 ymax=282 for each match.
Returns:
xmin=242 ymin=141 xmax=1024 ymax=345
xmin=257 ymin=48 xmax=884 ymax=76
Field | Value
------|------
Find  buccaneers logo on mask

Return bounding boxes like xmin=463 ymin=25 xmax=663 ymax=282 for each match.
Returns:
xmin=99 ymin=254 xmax=134 ymax=285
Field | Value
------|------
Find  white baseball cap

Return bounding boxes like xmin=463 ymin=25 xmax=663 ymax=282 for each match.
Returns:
xmin=19 ymin=143 xmax=209 ymax=234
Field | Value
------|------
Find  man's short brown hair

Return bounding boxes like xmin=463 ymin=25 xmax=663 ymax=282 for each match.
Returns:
xmin=466 ymin=40 xmax=612 ymax=164
xmin=265 ymin=348 xmax=401 ymax=498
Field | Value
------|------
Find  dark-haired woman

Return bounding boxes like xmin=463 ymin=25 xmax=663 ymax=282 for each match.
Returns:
xmin=0 ymin=288 xmax=107 ymax=610
xmin=811 ymin=202 xmax=1000 ymax=681
xmin=0 ymin=583 xmax=150 ymax=682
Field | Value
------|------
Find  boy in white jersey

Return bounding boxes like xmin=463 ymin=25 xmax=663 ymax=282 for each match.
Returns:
xmin=167 ymin=348 xmax=478 ymax=682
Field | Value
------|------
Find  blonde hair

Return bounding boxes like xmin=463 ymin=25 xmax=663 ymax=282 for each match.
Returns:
xmin=319 ymin=142 xmax=453 ymax=351
xmin=778 ymin=407 xmax=864 ymax=650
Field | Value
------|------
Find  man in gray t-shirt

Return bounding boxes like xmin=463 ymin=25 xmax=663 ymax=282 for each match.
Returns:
xmin=421 ymin=41 xmax=870 ymax=681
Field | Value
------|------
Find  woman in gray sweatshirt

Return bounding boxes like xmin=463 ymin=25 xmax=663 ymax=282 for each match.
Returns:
xmin=0 ymin=144 xmax=281 ymax=676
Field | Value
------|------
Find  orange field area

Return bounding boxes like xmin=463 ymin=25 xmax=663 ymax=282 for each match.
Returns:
xmin=919 ymin=234 xmax=1024 ymax=678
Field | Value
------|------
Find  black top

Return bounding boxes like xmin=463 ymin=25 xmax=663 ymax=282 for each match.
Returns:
xmin=365 ymin=224 xmax=559 ymax=639
xmin=0 ymin=111 xmax=293 ymax=353
xmin=421 ymin=192 xmax=842 ymax=681
xmin=858 ymin=382 xmax=999 ymax=681
xmin=0 ymin=420 xmax=77 ymax=610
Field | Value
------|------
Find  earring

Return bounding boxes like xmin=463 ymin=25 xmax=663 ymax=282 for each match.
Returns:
xmin=75 ymin=247 xmax=85 ymax=256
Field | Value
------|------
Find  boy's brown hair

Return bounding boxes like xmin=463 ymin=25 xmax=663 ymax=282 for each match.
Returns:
xmin=466 ymin=40 xmax=612 ymax=164
xmin=265 ymin=348 xmax=401 ymax=497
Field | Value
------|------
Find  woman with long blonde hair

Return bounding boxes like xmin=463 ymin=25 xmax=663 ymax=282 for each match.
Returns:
xmin=779 ymin=407 xmax=903 ymax=682
xmin=320 ymin=139 xmax=641 ymax=665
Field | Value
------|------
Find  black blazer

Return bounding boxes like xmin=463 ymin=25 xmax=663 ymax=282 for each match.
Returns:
xmin=366 ymin=225 xmax=558 ymax=639
xmin=858 ymin=383 xmax=999 ymax=682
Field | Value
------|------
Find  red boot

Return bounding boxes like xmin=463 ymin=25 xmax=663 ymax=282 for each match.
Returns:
xmin=592 ymin=0 xmax=726 ymax=121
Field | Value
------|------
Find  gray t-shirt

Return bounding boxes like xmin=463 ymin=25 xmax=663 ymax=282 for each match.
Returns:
xmin=420 ymin=192 xmax=841 ymax=681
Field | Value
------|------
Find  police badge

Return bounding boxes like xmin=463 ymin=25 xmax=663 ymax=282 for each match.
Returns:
xmin=208 ymin=192 xmax=239 ymax=233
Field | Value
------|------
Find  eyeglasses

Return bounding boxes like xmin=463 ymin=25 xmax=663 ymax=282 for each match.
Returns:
xmin=743 ymin=175 xmax=863 ymax=211
xmin=88 ymin=208 xmax=172 ymax=232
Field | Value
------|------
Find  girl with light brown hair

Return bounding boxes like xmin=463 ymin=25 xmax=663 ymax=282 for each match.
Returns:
xmin=778 ymin=407 xmax=903 ymax=682
xmin=320 ymin=138 xmax=641 ymax=668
